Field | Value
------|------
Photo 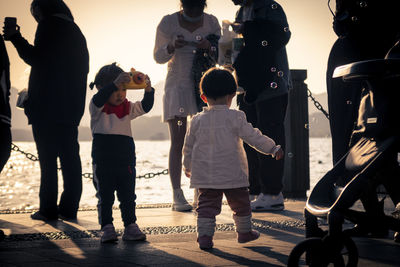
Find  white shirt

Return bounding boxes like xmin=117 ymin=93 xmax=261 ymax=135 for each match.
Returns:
xmin=153 ymin=12 xmax=221 ymax=122
xmin=183 ymin=105 xmax=281 ymax=189
xmin=89 ymin=99 xmax=145 ymax=137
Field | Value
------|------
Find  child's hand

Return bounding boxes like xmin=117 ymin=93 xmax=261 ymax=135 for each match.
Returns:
xmin=144 ymin=75 xmax=152 ymax=92
xmin=183 ymin=167 xmax=191 ymax=178
xmin=113 ymin=72 xmax=131 ymax=89
xmin=275 ymin=147 xmax=284 ymax=160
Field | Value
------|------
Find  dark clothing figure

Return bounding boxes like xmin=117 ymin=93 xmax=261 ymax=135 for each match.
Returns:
xmin=6 ymin=6 xmax=89 ymax=220
xmin=327 ymin=0 xmax=400 ymax=164
xmin=0 ymin=34 xmax=11 ymax=173
xmin=232 ymin=0 xmax=290 ymax=210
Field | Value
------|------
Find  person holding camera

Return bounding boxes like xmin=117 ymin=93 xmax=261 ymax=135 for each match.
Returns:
xmin=2 ymin=0 xmax=89 ymax=221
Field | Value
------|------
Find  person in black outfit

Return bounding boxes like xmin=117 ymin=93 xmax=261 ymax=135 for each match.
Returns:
xmin=231 ymin=0 xmax=291 ymax=211
xmin=0 ymin=34 xmax=11 ymax=174
xmin=2 ymin=0 xmax=89 ymax=221
xmin=327 ymin=0 xmax=400 ymax=165
xmin=327 ymin=0 xmax=400 ymax=239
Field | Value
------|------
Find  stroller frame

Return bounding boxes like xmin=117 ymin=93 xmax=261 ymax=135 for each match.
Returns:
xmin=288 ymin=58 xmax=400 ymax=267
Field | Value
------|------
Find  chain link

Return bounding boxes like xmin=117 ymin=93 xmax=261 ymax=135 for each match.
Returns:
xmin=307 ymin=89 xmax=330 ymax=120
xmin=10 ymin=143 xmax=168 ymax=179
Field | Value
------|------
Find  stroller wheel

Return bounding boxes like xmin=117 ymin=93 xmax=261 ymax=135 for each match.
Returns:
xmin=288 ymin=236 xmax=358 ymax=267
xmin=288 ymin=238 xmax=324 ymax=267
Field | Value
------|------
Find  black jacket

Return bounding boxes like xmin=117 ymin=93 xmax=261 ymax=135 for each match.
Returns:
xmin=0 ymin=34 xmax=11 ymax=127
xmin=233 ymin=0 xmax=291 ymax=103
xmin=11 ymin=15 xmax=89 ymax=126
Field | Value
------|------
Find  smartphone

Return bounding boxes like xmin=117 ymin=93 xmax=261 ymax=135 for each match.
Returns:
xmin=4 ymin=17 xmax=17 ymax=28
xmin=3 ymin=17 xmax=17 ymax=40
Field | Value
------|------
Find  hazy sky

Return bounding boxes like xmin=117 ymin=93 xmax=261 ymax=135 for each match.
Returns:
xmin=1 ymin=0 xmax=337 ymax=126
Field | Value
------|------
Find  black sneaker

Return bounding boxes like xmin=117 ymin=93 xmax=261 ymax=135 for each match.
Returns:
xmin=58 ymin=214 xmax=77 ymax=222
xmin=30 ymin=211 xmax=58 ymax=221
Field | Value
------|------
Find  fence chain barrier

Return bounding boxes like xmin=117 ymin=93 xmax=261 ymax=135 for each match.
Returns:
xmin=307 ymin=88 xmax=330 ymax=120
xmin=10 ymin=143 xmax=168 ymax=179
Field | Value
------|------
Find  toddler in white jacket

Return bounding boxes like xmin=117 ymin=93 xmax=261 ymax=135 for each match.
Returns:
xmin=182 ymin=67 xmax=284 ymax=250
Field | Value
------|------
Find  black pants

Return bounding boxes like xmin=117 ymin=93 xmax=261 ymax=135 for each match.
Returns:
xmin=238 ymin=94 xmax=288 ymax=195
xmin=93 ymin=163 xmax=137 ymax=228
xmin=0 ymin=123 xmax=11 ymax=173
xmin=327 ymin=38 xmax=364 ymax=165
xmin=32 ymin=123 xmax=82 ymax=219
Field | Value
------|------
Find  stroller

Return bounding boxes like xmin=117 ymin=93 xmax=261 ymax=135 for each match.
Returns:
xmin=288 ymin=42 xmax=400 ymax=266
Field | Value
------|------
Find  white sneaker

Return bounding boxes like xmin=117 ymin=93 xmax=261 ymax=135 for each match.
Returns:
xmin=249 ymin=194 xmax=258 ymax=201
xmin=172 ymin=188 xmax=193 ymax=211
xmin=101 ymin=224 xmax=118 ymax=243
xmin=250 ymin=192 xmax=284 ymax=211
xmin=122 ymin=223 xmax=146 ymax=241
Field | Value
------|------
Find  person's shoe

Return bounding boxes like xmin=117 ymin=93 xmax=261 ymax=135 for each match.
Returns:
xmin=101 ymin=224 xmax=118 ymax=243
xmin=393 ymin=204 xmax=400 ymax=242
xmin=250 ymin=192 xmax=284 ymax=211
xmin=172 ymin=189 xmax=192 ymax=212
xmin=249 ymin=194 xmax=258 ymax=201
xmin=30 ymin=211 xmax=58 ymax=221
xmin=122 ymin=223 xmax=146 ymax=241
xmin=237 ymin=230 xmax=260 ymax=243
xmin=58 ymin=214 xmax=77 ymax=222
xmin=394 ymin=232 xmax=400 ymax=243
xmin=197 ymin=235 xmax=213 ymax=250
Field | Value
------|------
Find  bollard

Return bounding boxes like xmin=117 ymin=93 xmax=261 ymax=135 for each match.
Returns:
xmin=283 ymin=69 xmax=310 ymax=198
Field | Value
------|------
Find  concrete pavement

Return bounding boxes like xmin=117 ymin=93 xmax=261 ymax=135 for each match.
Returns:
xmin=0 ymin=200 xmax=399 ymax=266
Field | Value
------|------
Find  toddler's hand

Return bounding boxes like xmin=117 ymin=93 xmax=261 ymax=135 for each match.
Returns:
xmin=183 ymin=168 xmax=191 ymax=178
xmin=275 ymin=147 xmax=284 ymax=160
xmin=144 ymin=75 xmax=152 ymax=92
xmin=113 ymin=72 xmax=130 ymax=89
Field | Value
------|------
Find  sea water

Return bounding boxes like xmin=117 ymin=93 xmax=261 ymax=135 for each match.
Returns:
xmin=0 ymin=138 xmax=332 ymax=211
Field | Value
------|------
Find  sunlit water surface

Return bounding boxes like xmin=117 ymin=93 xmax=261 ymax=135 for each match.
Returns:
xmin=0 ymin=138 xmax=332 ymax=210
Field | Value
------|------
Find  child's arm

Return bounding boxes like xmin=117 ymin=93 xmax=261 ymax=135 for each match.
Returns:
xmin=237 ymin=111 xmax=282 ymax=158
xmin=129 ymin=75 xmax=155 ymax=119
xmin=92 ymin=72 xmax=130 ymax=108
xmin=141 ymin=75 xmax=155 ymax=113
xmin=92 ymin=83 xmax=118 ymax=108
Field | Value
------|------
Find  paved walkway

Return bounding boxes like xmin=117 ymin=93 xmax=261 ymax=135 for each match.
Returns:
xmin=0 ymin=200 xmax=399 ymax=266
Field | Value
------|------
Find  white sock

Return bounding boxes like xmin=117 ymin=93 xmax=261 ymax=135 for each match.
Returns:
xmin=197 ymin=217 xmax=216 ymax=237
xmin=233 ymin=214 xmax=252 ymax=233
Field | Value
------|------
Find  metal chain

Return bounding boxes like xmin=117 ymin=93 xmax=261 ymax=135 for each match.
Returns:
xmin=9 ymin=143 xmax=168 ymax=179
xmin=307 ymin=89 xmax=330 ymax=120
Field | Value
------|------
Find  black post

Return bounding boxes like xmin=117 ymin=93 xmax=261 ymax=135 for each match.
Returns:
xmin=283 ymin=69 xmax=310 ymax=198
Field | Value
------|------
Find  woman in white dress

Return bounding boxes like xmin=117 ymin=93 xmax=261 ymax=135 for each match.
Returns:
xmin=154 ymin=0 xmax=220 ymax=211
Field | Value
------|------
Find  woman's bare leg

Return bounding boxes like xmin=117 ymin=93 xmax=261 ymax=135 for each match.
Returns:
xmin=167 ymin=117 xmax=187 ymax=189
xmin=167 ymin=117 xmax=192 ymax=211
